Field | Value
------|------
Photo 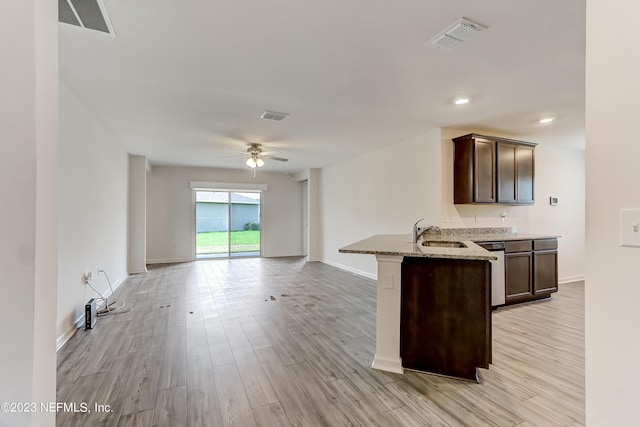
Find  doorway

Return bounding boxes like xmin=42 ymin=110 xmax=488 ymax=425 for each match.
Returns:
xmin=195 ymin=191 xmax=261 ymax=258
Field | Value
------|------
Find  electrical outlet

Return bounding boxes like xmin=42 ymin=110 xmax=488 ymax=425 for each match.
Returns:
xmin=84 ymin=272 xmax=93 ymax=284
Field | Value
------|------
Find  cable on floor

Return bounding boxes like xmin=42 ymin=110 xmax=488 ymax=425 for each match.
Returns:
xmin=87 ymin=269 xmax=130 ymax=317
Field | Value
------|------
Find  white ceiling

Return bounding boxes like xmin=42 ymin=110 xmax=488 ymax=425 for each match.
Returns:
xmin=59 ymin=0 xmax=585 ymax=174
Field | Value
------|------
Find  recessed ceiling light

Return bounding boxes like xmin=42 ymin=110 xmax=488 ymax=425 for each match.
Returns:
xmin=539 ymin=117 xmax=556 ymax=124
xmin=454 ymin=97 xmax=471 ymax=105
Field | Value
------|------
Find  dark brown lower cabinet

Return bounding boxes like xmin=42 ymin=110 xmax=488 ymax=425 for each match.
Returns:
xmin=401 ymin=257 xmax=491 ymax=382
xmin=505 ymin=252 xmax=533 ymax=303
xmin=504 ymin=239 xmax=558 ymax=305
xmin=534 ymin=239 xmax=558 ymax=293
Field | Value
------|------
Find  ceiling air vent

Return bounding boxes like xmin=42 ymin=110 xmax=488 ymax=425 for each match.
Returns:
xmin=427 ymin=18 xmax=487 ymax=51
xmin=58 ymin=0 xmax=115 ymax=35
xmin=260 ymin=110 xmax=289 ymax=121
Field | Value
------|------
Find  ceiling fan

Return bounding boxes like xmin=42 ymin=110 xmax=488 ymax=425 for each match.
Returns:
xmin=226 ymin=143 xmax=289 ymax=177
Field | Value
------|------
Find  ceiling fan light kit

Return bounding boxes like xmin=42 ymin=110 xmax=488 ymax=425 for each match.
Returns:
xmin=246 ymin=156 xmax=264 ymax=168
xmin=226 ymin=143 xmax=289 ymax=177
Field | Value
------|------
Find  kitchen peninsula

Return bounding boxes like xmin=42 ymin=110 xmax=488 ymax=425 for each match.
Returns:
xmin=339 ymin=228 xmax=559 ymax=382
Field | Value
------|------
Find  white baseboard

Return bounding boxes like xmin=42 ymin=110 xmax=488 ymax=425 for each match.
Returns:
xmin=372 ymin=354 xmax=404 ymax=374
xmin=56 ymin=314 xmax=83 ymax=351
xmin=321 ymin=259 xmax=377 ymax=281
xmin=146 ymin=257 xmax=193 ymax=265
xmin=559 ymin=275 xmax=585 ymax=284
xmin=261 ymin=252 xmax=305 ymax=258
xmin=86 ymin=272 xmax=127 ymax=311
xmin=56 ymin=272 xmax=129 ymax=352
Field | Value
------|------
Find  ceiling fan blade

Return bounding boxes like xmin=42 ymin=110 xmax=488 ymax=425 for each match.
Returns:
xmin=260 ymin=150 xmax=280 ymax=156
xmin=218 ymin=153 xmax=249 ymax=159
xmin=267 ymin=156 xmax=289 ymax=162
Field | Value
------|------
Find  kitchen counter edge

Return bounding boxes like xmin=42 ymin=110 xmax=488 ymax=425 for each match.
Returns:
xmin=338 ymin=233 xmax=560 ymax=261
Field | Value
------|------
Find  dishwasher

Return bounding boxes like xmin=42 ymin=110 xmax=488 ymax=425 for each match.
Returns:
xmin=476 ymin=241 xmax=505 ymax=307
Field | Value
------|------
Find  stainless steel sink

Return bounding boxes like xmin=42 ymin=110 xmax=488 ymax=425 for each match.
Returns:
xmin=421 ymin=240 xmax=467 ymax=248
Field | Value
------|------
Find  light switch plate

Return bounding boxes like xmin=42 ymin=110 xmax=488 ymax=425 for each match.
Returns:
xmin=620 ymin=209 xmax=640 ymax=247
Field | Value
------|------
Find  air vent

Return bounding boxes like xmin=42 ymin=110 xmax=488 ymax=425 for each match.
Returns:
xmin=58 ymin=0 xmax=115 ymax=35
xmin=427 ymin=18 xmax=487 ymax=51
xmin=260 ymin=110 xmax=289 ymax=121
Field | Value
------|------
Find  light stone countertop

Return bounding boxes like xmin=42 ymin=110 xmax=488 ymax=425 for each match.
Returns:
xmin=338 ymin=230 xmax=560 ymax=261
xmin=338 ymin=234 xmax=497 ymax=261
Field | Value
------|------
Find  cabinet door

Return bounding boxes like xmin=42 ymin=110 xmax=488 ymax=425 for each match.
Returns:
xmin=453 ymin=138 xmax=474 ymax=204
xmin=516 ymin=145 xmax=535 ymax=204
xmin=474 ymin=138 xmax=496 ymax=203
xmin=534 ymin=250 xmax=558 ymax=293
xmin=497 ymin=142 xmax=517 ymax=203
xmin=401 ymin=257 xmax=491 ymax=380
xmin=505 ymin=252 xmax=533 ymax=302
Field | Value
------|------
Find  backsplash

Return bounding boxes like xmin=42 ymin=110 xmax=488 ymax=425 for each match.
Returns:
xmin=438 ymin=227 xmax=518 ymax=237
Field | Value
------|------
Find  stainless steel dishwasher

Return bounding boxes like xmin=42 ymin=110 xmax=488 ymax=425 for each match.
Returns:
xmin=476 ymin=241 xmax=505 ymax=307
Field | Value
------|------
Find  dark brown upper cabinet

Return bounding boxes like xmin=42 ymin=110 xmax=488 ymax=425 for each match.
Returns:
xmin=453 ymin=134 xmax=537 ymax=205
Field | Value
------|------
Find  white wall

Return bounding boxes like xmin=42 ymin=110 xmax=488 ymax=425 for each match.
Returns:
xmin=529 ymin=144 xmax=585 ymax=282
xmin=307 ymin=168 xmax=322 ymax=261
xmin=0 ymin=1 xmax=58 ymax=425
xmin=128 ymin=155 xmax=148 ymax=274
xmin=441 ymin=128 xmax=585 ymax=282
xmin=320 ymin=129 xmax=442 ymax=278
xmin=57 ymin=82 xmax=129 ymax=346
xmin=147 ymin=166 xmax=304 ymax=262
xmin=586 ymin=1 xmax=640 ymax=425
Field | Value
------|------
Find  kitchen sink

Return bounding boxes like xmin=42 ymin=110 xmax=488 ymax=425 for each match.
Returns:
xmin=421 ymin=240 xmax=467 ymax=248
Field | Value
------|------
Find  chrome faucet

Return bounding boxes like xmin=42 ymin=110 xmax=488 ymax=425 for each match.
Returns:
xmin=412 ymin=218 xmax=441 ymax=243
xmin=412 ymin=218 xmax=424 ymax=243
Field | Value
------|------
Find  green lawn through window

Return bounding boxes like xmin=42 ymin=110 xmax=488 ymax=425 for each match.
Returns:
xmin=196 ymin=230 xmax=260 ymax=254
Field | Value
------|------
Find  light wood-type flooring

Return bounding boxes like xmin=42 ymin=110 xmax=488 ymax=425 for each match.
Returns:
xmin=56 ymin=257 xmax=585 ymax=426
